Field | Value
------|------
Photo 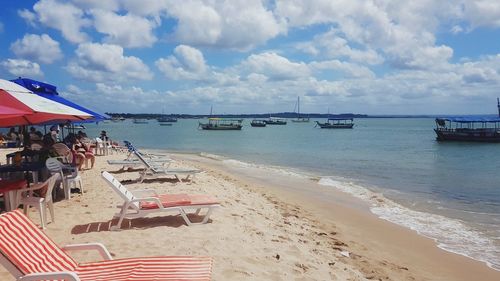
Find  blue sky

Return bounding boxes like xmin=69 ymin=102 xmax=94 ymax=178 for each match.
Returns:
xmin=1 ymin=0 xmax=500 ymax=115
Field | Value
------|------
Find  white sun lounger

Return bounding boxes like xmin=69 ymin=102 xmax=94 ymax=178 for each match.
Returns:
xmin=107 ymin=157 xmax=171 ymax=170
xmin=133 ymin=150 xmax=202 ymax=183
xmin=101 ymin=171 xmax=219 ymax=230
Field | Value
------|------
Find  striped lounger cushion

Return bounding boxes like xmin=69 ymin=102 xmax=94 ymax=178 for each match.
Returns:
xmin=0 ymin=210 xmax=212 ymax=281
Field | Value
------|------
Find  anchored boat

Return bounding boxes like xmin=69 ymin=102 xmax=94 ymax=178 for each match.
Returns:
xmin=250 ymin=119 xmax=267 ymax=127
xmin=315 ymin=118 xmax=354 ymax=129
xmin=434 ymin=99 xmax=500 ymax=142
xmin=199 ymin=118 xmax=243 ymax=130
xmin=265 ymin=117 xmax=287 ymax=125
xmin=291 ymin=96 xmax=310 ymax=123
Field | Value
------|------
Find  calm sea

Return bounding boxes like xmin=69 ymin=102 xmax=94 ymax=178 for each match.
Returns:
xmin=83 ymin=118 xmax=500 ymax=270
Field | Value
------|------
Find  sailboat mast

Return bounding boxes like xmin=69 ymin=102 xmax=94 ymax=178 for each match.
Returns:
xmin=298 ymin=96 xmax=300 ymax=116
xmin=497 ymin=97 xmax=500 ymax=117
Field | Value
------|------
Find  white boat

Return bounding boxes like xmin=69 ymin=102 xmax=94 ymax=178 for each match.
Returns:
xmin=291 ymin=96 xmax=310 ymax=122
xmin=133 ymin=118 xmax=148 ymax=124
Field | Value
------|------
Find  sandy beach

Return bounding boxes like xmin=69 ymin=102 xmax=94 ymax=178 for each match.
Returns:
xmin=1 ymin=147 xmax=499 ymax=281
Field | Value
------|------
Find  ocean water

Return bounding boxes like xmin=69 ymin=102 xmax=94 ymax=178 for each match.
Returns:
xmin=83 ymin=118 xmax=500 ymax=270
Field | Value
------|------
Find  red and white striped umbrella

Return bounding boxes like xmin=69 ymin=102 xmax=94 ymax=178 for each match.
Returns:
xmin=0 ymin=79 xmax=92 ymax=127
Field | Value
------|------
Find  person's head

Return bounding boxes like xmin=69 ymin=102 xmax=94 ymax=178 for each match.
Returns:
xmin=100 ymin=130 xmax=107 ymax=136
xmin=30 ymin=127 xmax=36 ymax=133
xmin=50 ymin=125 xmax=59 ymax=133
xmin=8 ymin=128 xmax=15 ymax=133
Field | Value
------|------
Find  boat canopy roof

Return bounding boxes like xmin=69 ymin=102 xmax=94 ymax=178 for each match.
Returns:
xmin=328 ymin=118 xmax=353 ymax=121
xmin=437 ymin=116 xmax=500 ymax=123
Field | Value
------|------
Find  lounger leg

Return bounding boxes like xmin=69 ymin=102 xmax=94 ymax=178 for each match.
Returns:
xmin=111 ymin=205 xmax=128 ymax=230
xmin=180 ymin=207 xmax=214 ymax=225
xmin=201 ymin=208 xmax=214 ymax=224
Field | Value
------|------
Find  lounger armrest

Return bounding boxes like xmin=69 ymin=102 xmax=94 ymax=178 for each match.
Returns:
xmin=132 ymin=189 xmax=159 ymax=197
xmin=19 ymin=271 xmax=80 ymax=281
xmin=62 ymin=243 xmax=113 ymax=261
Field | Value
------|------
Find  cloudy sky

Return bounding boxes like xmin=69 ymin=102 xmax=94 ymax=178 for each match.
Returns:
xmin=1 ymin=0 xmax=500 ymax=115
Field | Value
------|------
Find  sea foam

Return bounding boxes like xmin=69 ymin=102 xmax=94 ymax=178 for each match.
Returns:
xmin=318 ymin=177 xmax=500 ymax=271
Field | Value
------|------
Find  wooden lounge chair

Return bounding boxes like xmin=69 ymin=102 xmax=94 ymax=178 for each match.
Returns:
xmin=102 ymin=171 xmax=219 ymax=230
xmin=133 ymin=151 xmax=202 ymax=183
xmin=0 ymin=210 xmax=213 ymax=281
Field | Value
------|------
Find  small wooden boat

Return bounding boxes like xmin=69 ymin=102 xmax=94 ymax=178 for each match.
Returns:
xmin=250 ymin=119 xmax=266 ymax=127
xmin=315 ymin=118 xmax=354 ymax=129
xmin=265 ymin=117 xmax=287 ymax=125
xmin=199 ymin=118 xmax=243 ymax=130
xmin=157 ymin=116 xmax=177 ymax=122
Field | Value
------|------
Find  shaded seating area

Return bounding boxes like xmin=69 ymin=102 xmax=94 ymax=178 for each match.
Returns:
xmin=102 ymin=171 xmax=219 ymax=230
xmin=0 ymin=210 xmax=213 ymax=281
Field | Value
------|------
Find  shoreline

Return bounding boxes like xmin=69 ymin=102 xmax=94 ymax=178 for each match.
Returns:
xmin=0 ymin=148 xmax=499 ymax=280
xmin=170 ymin=151 xmax=500 ymax=280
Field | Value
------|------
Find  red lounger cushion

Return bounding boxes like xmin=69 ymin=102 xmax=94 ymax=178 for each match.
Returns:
xmin=140 ymin=194 xmax=218 ymax=210
xmin=75 ymin=256 xmax=212 ymax=281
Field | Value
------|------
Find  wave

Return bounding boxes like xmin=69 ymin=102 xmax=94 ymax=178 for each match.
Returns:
xmin=318 ymin=177 xmax=500 ymax=271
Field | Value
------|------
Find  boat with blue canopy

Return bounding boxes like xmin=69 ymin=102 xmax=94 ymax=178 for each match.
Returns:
xmin=434 ymin=99 xmax=500 ymax=142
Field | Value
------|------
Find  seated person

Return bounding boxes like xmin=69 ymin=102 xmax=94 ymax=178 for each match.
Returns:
xmin=72 ymin=135 xmax=95 ymax=169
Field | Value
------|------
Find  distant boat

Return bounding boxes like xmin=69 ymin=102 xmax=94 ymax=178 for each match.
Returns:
xmin=250 ymin=119 xmax=266 ymax=127
xmin=133 ymin=118 xmax=148 ymax=124
xmin=157 ymin=116 xmax=177 ymax=123
xmin=159 ymin=123 xmax=173 ymax=126
xmin=315 ymin=118 xmax=354 ymax=129
xmin=434 ymin=99 xmax=500 ymax=142
xmin=119 ymin=116 xmax=126 ymax=121
xmin=291 ymin=96 xmax=310 ymax=123
xmin=111 ymin=116 xmax=121 ymax=122
xmin=265 ymin=117 xmax=287 ymax=125
xmin=199 ymin=118 xmax=243 ymax=130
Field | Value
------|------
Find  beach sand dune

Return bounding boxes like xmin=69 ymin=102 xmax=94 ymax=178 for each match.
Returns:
xmin=0 ymin=148 xmax=498 ymax=280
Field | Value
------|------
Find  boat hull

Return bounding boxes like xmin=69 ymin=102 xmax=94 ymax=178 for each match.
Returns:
xmin=200 ymin=124 xmax=242 ymax=130
xmin=265 ymin=121 xmax=287 ymax=125
xmin=251 ymin=123 xmax=266 ymax=127
xmin=434 ymin=129 xmax=500 ymax=142
xmin=316 ymin=122 xmax=353 ymax=129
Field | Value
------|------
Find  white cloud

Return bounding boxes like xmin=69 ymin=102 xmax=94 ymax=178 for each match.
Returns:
xmin=276 ymin=0 xmax=457 ymax=70
xmin=165 ymin=0 xmax=286 ymax=50
xmin=240 ymin=52 xmax=311 ymax=81
xmin=17 ymin=9 xmax=36 ymax=26
xmin=66 ymin=43 xmax=153 ymax=82
xmin=1 ymin=59 xmax=43 ymax=77
xmin=296 ymin=29 xmax=384 ymax=65
xmin=26 ymin=0 xmax=91 ymax=43
xmin=155 ymin=45 xmax=208 ymax=80
xmin=71 ymin=0 xmax=120 ymax=11
xmin=10 ymin=34 xmax=63 ymax=64
xmin=463 ymin=0 xmax=500 ymax=29
xmin=310 ymin=60 xmax=376 ymax=78
xmin=91 ymin=10 xmax=158 ymax=48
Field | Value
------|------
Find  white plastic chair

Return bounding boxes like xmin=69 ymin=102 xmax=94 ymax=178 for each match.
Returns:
xmin=17 ymin=173 xmax=60 ymax=229
xmin=45 ymin=158 xmax=83 ymax=200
